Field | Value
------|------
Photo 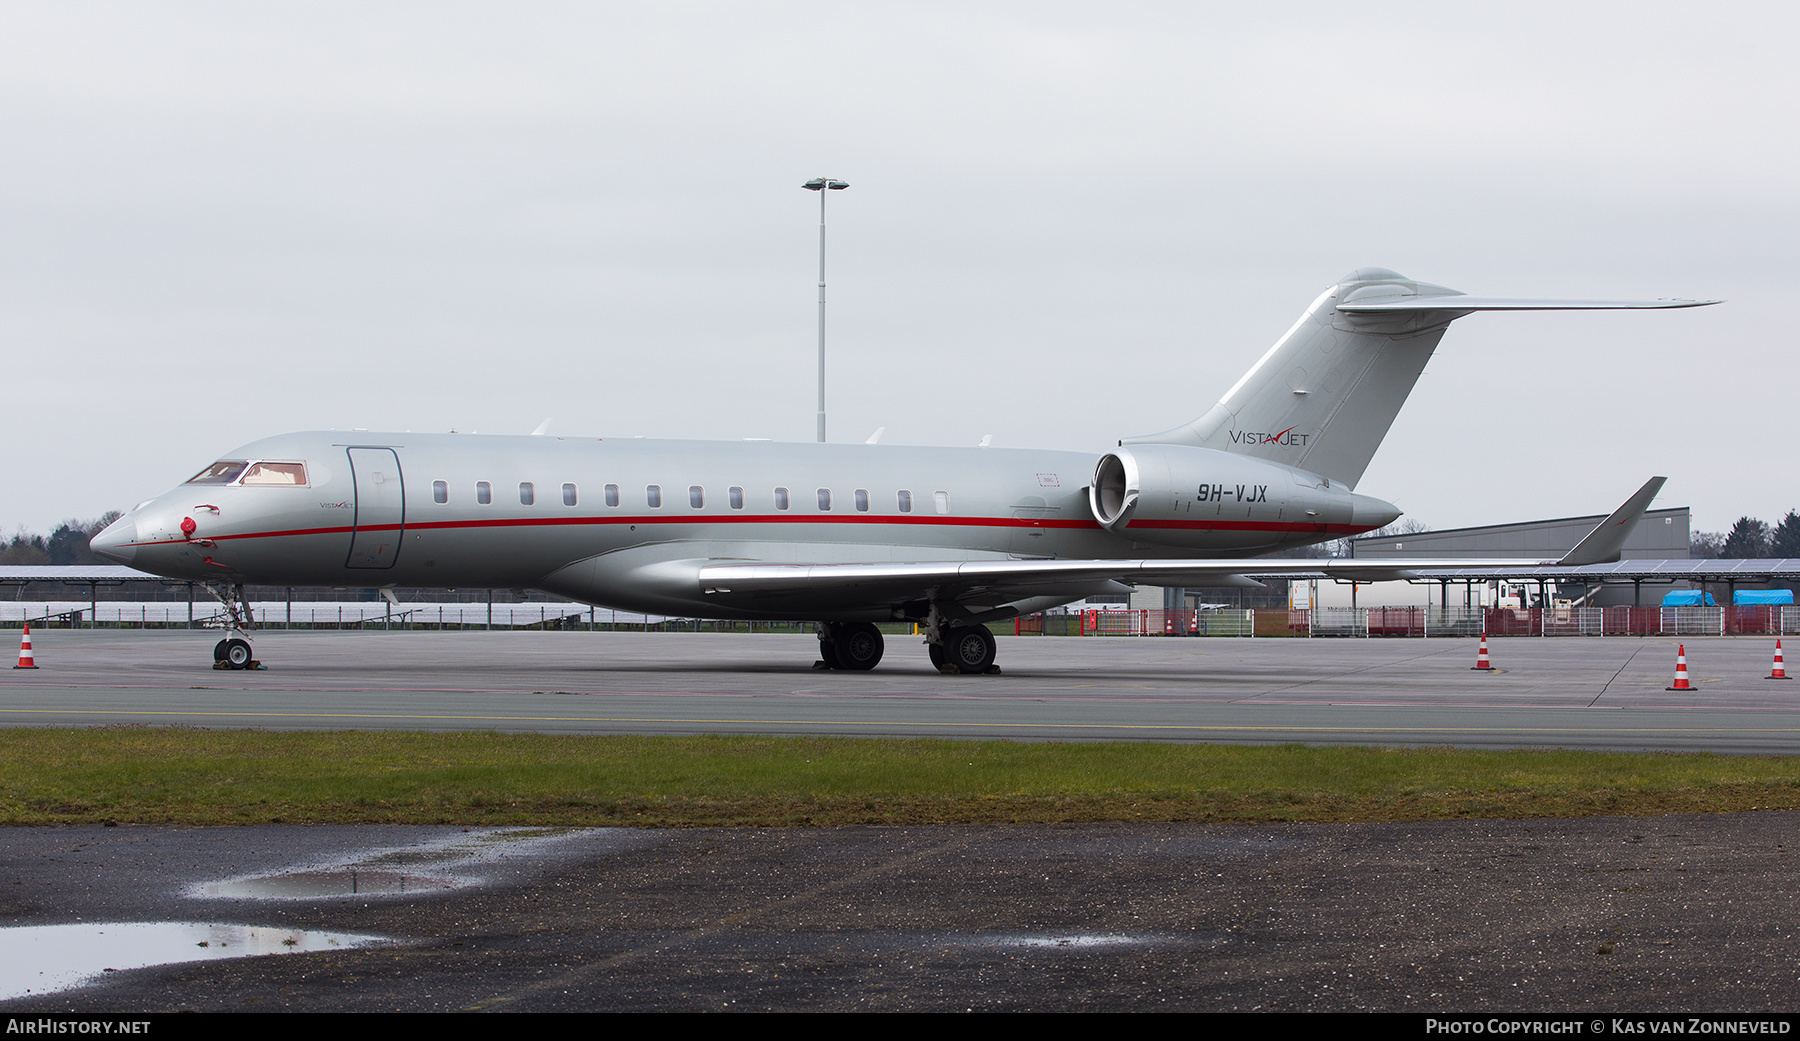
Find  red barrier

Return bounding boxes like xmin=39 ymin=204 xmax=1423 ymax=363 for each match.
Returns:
xmin=1727 ymin=605 xmax=1780 ymax=635
xmin=1367 ymin=606 xmax=1425 ymax=637
xmin=1484 ymin=608 xmax=1540 ymax=637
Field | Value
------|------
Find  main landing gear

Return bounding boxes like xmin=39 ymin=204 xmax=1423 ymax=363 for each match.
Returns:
xmin=815 ymin=622 xmax=885 ymax=671
xmin=930 ymin=623 xmax=999 ymax=675
xmin=811 ymin=615 xmax=1000 ymax=675
xmin=923 ymin=603 xmax=1001 ymax=675
xmin=203 ymin=582 xmax=266 ymax=671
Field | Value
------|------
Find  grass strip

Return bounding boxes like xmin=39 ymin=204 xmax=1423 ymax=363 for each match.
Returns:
xmin=2 ymin=728 xmax=1798 ymax=827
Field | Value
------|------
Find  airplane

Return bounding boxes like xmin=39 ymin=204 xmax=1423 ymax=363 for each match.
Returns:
xmin=88 ymin=267 xmax=1716 ymax=673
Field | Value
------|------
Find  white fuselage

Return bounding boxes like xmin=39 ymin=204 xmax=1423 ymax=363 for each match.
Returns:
xmin=93 ymin=431 xmax=1382 ymax=620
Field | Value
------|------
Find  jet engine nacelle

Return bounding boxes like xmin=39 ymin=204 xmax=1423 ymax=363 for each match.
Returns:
xmin=1088 ymin=443 xmax=1398 ymax=552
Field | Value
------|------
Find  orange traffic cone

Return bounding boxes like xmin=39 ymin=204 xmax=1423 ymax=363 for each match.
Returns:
xmin=1771 ymin=640 xmax=1789 ymax=680
xmin=1667 ymin=644 xmax=1693 ymax=691
xmin=13 ymin=625 xmax=37 ymax=669
xmin=1471 ymin=632 xmax=1493 ymax=671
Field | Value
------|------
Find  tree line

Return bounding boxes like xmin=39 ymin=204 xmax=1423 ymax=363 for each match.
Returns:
xmin=1691 ymin=512 xmax=1800 ymax=560
xmin=0 ymin=514 xmax=123 ymax=567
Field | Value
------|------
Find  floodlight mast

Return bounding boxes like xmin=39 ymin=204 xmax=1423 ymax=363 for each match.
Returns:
xmin=803 ymin=177 xmax=848 ymax=442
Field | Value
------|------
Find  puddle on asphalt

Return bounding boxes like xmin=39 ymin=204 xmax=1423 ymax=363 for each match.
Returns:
xmin=199 ymin=868 xmax=459 ymax=898
xmin=0 ymin=921 xmax=386 ymax=1001
xmin=190 ymin=826 xmax=609 ymax=900
xmin=987 ymin=934 xmax=1148 ymax=949
xmin=718 ymin=931 xmax=1211 ymax=957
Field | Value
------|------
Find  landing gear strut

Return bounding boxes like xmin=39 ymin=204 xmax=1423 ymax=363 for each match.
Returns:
xmin=814 ymin=622 xmax=885 ymax=671
xmin=939 ymin=624 xmax=998 ymax=674
xmin=922 ymin=604 xmax=1001 ymax=675
xmin=203 ymin=582 xmax=265 ymax=671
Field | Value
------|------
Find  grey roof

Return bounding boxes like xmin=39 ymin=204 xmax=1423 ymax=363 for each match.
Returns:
xmin=1350 ymin=507 xmax=1690 ymax=544
xmin=1267 ymin=559 xmax=1800 ymax=582
xmin=1399 ymin=559 xmax=1800 ymax=581
xmin=0 ymin=566 xmax=175 ymax=583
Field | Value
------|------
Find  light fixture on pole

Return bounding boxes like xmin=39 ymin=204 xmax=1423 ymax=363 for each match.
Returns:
xmin=803 ymin=177 xmax=848 ymax=442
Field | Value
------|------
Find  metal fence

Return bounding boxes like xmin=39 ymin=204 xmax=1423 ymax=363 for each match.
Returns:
xmin=1046 ymin=605 xmax=1800 ymax=637
xmin=0 ymin=601 xmax=810 ymax=634
xmin=14 ymin=599 xmax=1798 ymax=638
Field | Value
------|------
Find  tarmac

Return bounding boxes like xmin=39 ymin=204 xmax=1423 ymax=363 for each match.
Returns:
xmin=2 ymin=629 xmax=1799 ymax=751
xmin=4 ymin=629 xmax=1800 ymax=1011
xmin=3 ymin=816 xmax=1799 ymax=1012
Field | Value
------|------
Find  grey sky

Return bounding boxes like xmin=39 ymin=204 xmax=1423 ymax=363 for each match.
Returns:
xmin=1 ymin=2 xmax=1791 ymax=537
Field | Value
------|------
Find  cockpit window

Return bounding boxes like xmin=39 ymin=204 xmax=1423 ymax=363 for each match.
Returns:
xmin=186 ymin=461 xmax=248 ymax=485
xmin=241 ymin=461 xmax=308 ymax=486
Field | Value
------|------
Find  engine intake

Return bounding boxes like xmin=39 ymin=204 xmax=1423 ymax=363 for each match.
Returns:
xmin=1087 ymin=444 xmax=1385 ymax=552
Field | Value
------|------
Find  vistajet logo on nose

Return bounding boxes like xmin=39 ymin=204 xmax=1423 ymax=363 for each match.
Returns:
xmin=1229 ymin=426 xmax=1311 ymax=448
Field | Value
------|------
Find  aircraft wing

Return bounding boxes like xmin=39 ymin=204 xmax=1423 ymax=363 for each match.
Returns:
xmin=696 ymin=555 xmax=1557 ymax=592
xmin=691 ymin=476 xmax=1667 ymax=619
xmin=692 ymin=555 xmax=1550 ymax=619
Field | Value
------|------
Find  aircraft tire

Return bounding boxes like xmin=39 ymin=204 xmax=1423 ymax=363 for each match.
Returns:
xmin=927 ymin=642 xmax=947 ymax=670
xmin=817 ymin=634 xmax=843 ymax=670
xmin=213 ymin=639 xmax=229 ymax=662
xmin=831 ymin=622 xmax=884 ymax=671
xmin=223 ymin=639 xmax=253 ymax=671
xmin=943 ymin=624 xmax=996 ymax=675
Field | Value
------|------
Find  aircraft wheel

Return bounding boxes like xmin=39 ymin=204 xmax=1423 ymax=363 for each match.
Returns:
xmin=213 ymin=639 xmax=230 ymax=663
xmin=831 ymin=623 xmax=884 ymax=671
xmin=816 ymin=632 xmax=842 ymax=670
xmin=943 ymin=624 xmax=996 ymax=675
xmin=223 ymin=638 xmax=253 ymax=671
xmin=927 ymin=641 xmax=947 ymax=670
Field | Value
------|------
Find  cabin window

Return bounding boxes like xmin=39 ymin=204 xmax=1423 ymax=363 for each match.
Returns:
xmin=519 ymin=482 xmax=535 ymax=506
xmin=774 ymin=487 xmax=790 ymax=510
xmin=934 ymin=491 xmax=949 ymax=514
xmin=817 ymin=488 xmax=832 ymax=511
xmin=185 ymin=461 xmax=248 ymax=485
xmin=854 ymin=489 xmax=869 ymax=512
xmin=476 ymin=481 xmax=492 ymax=505
xmin=432 ymin=480 xmax=448 ymax=504
xmin=646 ymin=485 xmax=662 ymax=508
xmin=562 ymin=483 xmax=577 ymax=507
xmin=605 ymin=484 xmax=620 ymax=507
xmin=897 ymin=490 xmax=913 ymax=513
xmin=689 ymin=485 xmax=704 ymax=509
xmin=241 ymin=461 xmax=308 ymax=486
xmin=729 ymin=486 xmax=744 ymax=509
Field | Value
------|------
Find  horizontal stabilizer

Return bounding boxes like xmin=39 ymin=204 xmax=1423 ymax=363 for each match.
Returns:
xmin=1556 ymin=476 xmax=1667 ymax=566
xmin=1339 ymin=296 xmax=1719 ymax=313
xmin=1125 ymin=268 xmax=1718 ymax=492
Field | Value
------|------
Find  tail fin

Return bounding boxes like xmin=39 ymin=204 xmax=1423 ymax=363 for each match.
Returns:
xmin=1557 ymin=476 xmax=1666 ymax=566
xmin=1125 ymin=268 xmax=1715 ymax=489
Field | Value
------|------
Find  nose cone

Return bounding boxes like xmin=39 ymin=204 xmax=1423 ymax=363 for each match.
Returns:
xmin=1349 ymin=493 xmax=1402 ymax=534
xmin=89 ymin=514 xmax=138 ymax=565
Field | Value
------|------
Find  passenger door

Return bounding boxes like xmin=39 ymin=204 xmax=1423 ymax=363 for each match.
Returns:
xmin=346 ymin=447 xmax=405 ymax=569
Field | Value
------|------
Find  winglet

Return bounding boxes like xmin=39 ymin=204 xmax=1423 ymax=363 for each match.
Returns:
xmin=1556 ymin=477 xmax=1667 ymax=566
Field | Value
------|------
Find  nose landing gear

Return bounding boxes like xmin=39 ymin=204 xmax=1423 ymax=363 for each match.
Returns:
xmin=203 ymin=582 xmax=266 ymax=671
xmin=214 ymin=638 xmax=255 ymax=670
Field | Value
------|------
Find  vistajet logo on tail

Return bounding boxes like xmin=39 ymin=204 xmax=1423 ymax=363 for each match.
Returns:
xmin=1229 ymin=426 xmax=1311 ymax=448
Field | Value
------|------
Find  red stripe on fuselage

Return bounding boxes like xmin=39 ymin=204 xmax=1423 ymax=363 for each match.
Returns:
xmin=125 ymin=512 xmax=1372 ymax=549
